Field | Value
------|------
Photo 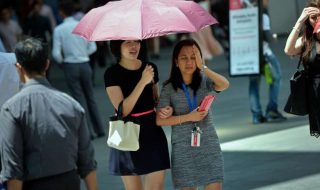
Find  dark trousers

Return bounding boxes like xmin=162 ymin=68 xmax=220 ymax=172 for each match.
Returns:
xmin=23 ymin=170 xmax=80 ymax=190
xmin=63 ymin=62 xmax=105 ymax=137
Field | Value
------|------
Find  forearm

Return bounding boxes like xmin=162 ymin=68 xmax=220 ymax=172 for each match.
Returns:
xmin=156 ymin=113 xmax=190 ymax=126
xmin=284 ymin=22 xmax=304 ymax=56
xmin=84 ymin=170 xmax=98 ymax=190
xmin=51 ymin=33 xmax=63 ymax=63
xmin=88 ymin=43 xmax=97 ymax=55
xmin=263 ymin=30 xmax=272 ymax=43
xmin=203 ymin=67 xmax=229 ymax=91
xmin=122 ymin=81 xmax=146 ymax=116
xmin=7 ymin=179 xmax=23 ymax=190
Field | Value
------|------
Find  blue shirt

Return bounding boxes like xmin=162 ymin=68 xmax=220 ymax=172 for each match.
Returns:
xmin=0 ymin=78 xmax=96 ymax=182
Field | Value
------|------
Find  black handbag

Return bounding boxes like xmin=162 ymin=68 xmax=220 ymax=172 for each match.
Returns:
xmin=284 ymin=56 xmax=308 ymax=116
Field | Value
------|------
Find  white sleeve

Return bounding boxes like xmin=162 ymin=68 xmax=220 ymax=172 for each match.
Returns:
xmin=51 ymin=29 xmax=63 ymax=64
xmin=87 ymin=42 xmax=97 ymax=56
xmin=263 ymin=14 xmax=271 ymax=31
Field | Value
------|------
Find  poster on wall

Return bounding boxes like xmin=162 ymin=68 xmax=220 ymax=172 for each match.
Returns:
xmin=229 ymin=0 xmax=261 ymax=76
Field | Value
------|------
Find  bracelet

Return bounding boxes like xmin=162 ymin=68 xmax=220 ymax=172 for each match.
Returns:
xmin=292 ymin=27 xmax=301 ymax=33
xmin=202 ymin=65 xmax=208 ymax=72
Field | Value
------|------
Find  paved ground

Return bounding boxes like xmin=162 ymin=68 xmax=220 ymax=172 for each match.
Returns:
xmin=48 ymin=36 xmax=319 ymax=190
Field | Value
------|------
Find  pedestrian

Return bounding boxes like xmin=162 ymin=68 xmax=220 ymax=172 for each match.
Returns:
xmin=156 ymin=39 xmax=229 ymax=190
xmin=0 ymin=3 xmax=23 ymax=52
xmin=248 ymin=0 xmax=286 ymax=124
xmin=24 ymin=0 xmax=52 ymax=43
xmin=0 ymin=38 xmax=98 ymax=190
xmin=284 ymin=0 xmax=320 ymax=137
xmin=52 ymin=0 xmax=105 ymax=138
xmin=104 ymin=40 xmax=171 ymax=190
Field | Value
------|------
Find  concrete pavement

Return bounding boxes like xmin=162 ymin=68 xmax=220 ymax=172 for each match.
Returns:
xmin=48 ymin=36 xmax=319 ymax=190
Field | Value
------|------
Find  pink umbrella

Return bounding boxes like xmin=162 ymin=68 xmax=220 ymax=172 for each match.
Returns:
xmin=72 ymin=0 xmax=218 ymax=41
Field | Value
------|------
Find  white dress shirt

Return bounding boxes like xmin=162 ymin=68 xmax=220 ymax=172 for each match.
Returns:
xmin=52 ymin=17 xmax=97 ymax=64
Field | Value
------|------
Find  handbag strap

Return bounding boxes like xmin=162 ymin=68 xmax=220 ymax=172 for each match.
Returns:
xmin=297 ymin=55 xmax=303 ymax=70
xmin=116 ymin=101 xmax=124 ymax=120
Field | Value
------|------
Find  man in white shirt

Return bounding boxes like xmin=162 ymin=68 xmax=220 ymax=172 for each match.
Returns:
xmin=52 ymin=0 xmax=105 ymax=138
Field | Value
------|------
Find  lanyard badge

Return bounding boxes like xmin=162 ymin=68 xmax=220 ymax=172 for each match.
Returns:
xmin=182 ymin=83 xmax=202 ymax=147
xmin=191 ymin=124 xmax=202 ymax=147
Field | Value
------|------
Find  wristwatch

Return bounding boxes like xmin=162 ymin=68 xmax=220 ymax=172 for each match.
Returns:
xmin=202 ymin=64 xmax=208 ymax=71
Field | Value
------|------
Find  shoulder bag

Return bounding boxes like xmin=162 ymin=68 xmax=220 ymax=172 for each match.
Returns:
xmin=284 ymin=55 xmax=308 ymax=116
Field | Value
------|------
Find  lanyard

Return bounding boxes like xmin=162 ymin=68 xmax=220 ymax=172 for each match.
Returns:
xmin=182 ymin=83 xmax=197 ymax=112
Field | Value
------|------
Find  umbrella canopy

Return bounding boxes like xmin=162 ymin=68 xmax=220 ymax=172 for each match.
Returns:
xmin=72 ymin=0 xmax=218 ymax=41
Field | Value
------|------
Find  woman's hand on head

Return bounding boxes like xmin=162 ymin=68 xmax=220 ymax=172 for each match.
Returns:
xmin=193 ymin=45 xmax=203 ymax=70
xmin=140 ymin=64 xmax=154 ymax=86
xmin=158 ymin=106 xmax=173 ymax=119
xmin=298 ymin=7 xmax=320 ymax=25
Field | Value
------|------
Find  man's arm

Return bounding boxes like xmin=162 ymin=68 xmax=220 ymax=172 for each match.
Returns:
xmin=77 ymin=112 xmax=97 ymax=190
xmin=87 ymin=42 xmax=97 ymax=56
xmin=84 ymin=171 xmax=97 ymax=190
xmin=0 ymin=107 xmax=24 ymax=190
xmin=6 ymin=179 xmax=22 ymax=190
xmin=51 ymin=29 xmax=63 ymax=63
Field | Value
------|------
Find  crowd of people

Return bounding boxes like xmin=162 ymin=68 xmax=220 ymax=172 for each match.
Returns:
xmin=0 ymin=0 xmax=319 ymax=190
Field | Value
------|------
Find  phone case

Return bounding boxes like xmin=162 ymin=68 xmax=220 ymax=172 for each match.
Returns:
xmin=198 ymin=95 xmax=215 ymax=111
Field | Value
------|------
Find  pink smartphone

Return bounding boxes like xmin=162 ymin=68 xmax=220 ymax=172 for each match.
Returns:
xmin=198 ymin=95 xmax=215 ymax=112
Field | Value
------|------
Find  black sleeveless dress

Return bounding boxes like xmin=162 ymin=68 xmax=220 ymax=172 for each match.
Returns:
xmin=104 ymin=62 xmax=170 ymax=175
xmin=305 ymin=48 xmax=320 ymax=137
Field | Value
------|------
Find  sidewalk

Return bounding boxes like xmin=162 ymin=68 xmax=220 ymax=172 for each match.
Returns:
xmin=221 ymin=125 xmax=320 ymax=190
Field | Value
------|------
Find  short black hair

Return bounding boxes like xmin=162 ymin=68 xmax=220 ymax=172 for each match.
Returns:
xmin=59 ymin=0 xmax=74 ymax=16
xmin=15 ymin=38 xmax=48 ymax=74
xmin=110 ymin=40 xmax=125 ymax=63
xmin=109 ymin=40 xmax=143 ymax=63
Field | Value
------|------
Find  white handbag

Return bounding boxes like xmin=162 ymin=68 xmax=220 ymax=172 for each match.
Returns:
xmin=107 ymin=101 xmax=140 ymax=151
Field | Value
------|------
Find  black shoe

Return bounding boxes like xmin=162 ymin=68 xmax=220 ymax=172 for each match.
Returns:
xmin=266 ymin=110 xmax=287 ymax=122
xmin=252 ymin=115 xmax=266 ymax=124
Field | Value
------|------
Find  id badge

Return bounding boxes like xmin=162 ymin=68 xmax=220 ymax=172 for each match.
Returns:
xmin=191 ymin=131 xmax=201 ymax=147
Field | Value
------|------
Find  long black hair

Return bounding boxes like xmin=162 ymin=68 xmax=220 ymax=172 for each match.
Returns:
xmin=302 ymin=0 xmax=320 ymax=64
xmin=163 ymin=39 xmax=202 ymax=93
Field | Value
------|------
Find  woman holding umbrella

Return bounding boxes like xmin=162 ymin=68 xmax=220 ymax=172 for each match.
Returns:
xmin=104 ymin=40 xmax=171 ymax=189
xmin=156 ymin=39 xmax=229 ymax=190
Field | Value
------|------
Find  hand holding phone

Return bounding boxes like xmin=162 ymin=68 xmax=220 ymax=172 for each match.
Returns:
xmin=198 ymin=95 xmax=215 ymax=112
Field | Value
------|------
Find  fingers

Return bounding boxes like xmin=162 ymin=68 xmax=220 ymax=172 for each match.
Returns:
xmin=192 ymin=46 xmax=204 ymax=69
xmin=159 ymin=106 xmax=173 ymax=119
xmin=190 ymin=110 xmax=208 ymax=122
xmin=304 ymin=7 xmax=320 ymax=17
xmin=145 ymin=64 xmax=154 ymax=72
xmin=142 ymin=64 xmax=154 ymax=84
xmin=145 ymin=65 xmax=154 ymax=77
xmin=198 ymin=110 xmax=208 ymax=121
xmin=159 ymin=112 xmax=167 ymax=119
